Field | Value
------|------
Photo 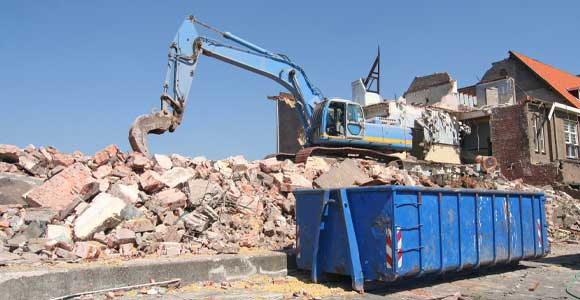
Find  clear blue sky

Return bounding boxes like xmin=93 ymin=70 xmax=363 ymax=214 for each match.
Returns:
xmin=2 ymin=1 xmax=580 ymax=160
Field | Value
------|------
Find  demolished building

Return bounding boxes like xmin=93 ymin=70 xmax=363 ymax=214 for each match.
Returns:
xmin=457 ymin=51 xmax=580 ymax=186
xmin=273 ymin=50 xmax=580 ymax=188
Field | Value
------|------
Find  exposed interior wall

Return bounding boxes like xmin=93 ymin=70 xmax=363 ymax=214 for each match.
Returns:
xmin=276 ymin=100 xmax=302 ymax=154
xmin=405 ymin=81 xmax=458 ymax=110
xmin=481 ymin=57 xmax=568 ymax=105
xmin=363 ymin=102 xmax=390 ymax=119
xmin=476 ymin=78 xmax=515 ymax=107
xmin=422 ymin=144 xmax=461 ymax=164
xmin=460 ymin=117 xmax=491 ymax=163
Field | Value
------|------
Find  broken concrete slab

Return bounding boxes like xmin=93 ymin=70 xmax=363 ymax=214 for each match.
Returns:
xmin=23 ymin=208 xmax=57 ymax=224
xmin=73 ymin=193 xmax=128 ymax=240
xmin=314 ymin=159 xmax=371 ymax=188
xmin=154 ymin=154 xmax=173 ymax=170
xmin=0 ymin=172 xmax=44 ymax=206
xmin=24 ymin=163 xmax=96 ymax=218
xmin=109 ymin=183 xmax=139 ymax=204
xmin=186 ymin=179 xmax=209 ymax=206
xmin=161 ymin=167 xmax=196 ymax=188
xmin=46 ymin=224 xmax=73 ymax=244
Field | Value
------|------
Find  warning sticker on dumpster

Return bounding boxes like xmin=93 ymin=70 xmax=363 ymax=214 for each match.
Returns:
xmin=386 ymin=226 xmax=402 ymax=269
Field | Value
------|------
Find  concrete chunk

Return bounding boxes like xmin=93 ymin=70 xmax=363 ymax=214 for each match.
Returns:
xmin=73 ymin=193 xmax=127 ymax=240
xmin=109 ymin=183 xmax=139 ymax=204
xmin=25 ymin=163 xmax=96 ymax=218
xmin=154 ymin=154 xmax=173 ymax=170
xmin=314 ymin=159 xmax=371 ymax=188
xmin=46 ymin=224 xmax=72 ymax=244
xmin=186 ymin=179 xmax=209 ymax=206
xmin=161 ymin=167 xmax=195 ymax=188
xmin=0 ymin=172 xmax=44 ymax=206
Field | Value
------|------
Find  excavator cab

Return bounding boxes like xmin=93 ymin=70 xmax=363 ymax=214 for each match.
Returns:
xmin=323 ymin=99 xmax=365 ymax=140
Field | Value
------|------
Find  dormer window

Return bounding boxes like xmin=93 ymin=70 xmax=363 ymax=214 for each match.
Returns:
xmin=568 ymin=87 xmax=580 ymax=99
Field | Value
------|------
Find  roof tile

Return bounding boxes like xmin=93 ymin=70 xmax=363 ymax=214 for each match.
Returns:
xmin=510 ymin=51 xmax=580 ymax=109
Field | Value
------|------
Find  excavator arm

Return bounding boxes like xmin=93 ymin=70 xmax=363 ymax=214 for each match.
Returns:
xmin=129 ymin=16 xmax=324 ymax=156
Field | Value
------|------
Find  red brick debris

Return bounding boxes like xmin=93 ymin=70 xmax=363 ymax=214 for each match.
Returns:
xmin=0 ymin=143 xmax=574 ymax=264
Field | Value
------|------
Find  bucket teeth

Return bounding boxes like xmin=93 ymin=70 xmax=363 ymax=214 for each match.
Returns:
xmin=128 ymin=112 xmax=174 ymax=157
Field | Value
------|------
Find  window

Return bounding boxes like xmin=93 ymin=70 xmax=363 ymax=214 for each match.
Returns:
xmin=347 ymin=104 xmax=364 ymax=123
xmin=564 ymin=119 xmax=579 ymax=158
xmin=532 ymin=117 xmax=545 ymax=153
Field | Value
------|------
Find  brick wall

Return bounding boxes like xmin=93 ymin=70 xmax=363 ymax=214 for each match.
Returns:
xmin=490 ymin=104 xmax=559 ymax=185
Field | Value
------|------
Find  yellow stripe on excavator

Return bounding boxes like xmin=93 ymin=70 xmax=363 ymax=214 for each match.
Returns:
xmin=322 ymin=133 xmax=412 ymax=145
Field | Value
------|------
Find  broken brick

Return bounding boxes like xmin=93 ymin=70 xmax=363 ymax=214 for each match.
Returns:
xmin=25 ymin=163 xmax=96 ymax=218
xmin=139 ymin=170 xmax=166 ymax=193
xmin=93 ymin=144 xmax=120 ymax=167
xmin=155 ymin=188 xmax=187 ymax=209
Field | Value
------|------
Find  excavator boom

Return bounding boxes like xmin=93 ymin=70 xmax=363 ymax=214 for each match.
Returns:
xmin=129 ymin=16 xmax=322 ymax=156
xmin=129 ymin=17 xmax=200 ymax=156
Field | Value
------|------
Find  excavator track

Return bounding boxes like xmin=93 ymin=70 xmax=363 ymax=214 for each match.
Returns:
xmin=294 ymin=146 xmax=403 ymax=166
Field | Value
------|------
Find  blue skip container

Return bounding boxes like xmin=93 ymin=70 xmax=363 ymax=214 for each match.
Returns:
xmin=294 ymin=186 xmax=549 ymax=292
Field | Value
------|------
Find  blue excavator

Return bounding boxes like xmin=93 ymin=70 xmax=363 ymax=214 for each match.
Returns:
xmin=129 ymin=16 xmax=412 ymax=162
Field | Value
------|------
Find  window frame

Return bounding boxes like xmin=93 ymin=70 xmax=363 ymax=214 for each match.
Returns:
xmin=564 ymin=118 xmax=579 ymax=159
xmin=532 ymin=116 xmax=546 ymax=154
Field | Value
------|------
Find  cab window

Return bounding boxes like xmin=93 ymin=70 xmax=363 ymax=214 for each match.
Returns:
xmin=347 ymin=104 xmax=364 ymax=123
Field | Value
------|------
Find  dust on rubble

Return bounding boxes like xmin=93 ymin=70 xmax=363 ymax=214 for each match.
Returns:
xmin=174 ymin=274 xmax=355 ymax=298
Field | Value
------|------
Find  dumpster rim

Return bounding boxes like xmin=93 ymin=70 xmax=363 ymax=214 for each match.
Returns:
xmin=293 ymin=185 xmax=545 ymax=196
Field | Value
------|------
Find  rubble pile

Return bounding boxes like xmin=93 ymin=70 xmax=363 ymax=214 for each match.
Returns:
xmin=545 ymin=188 xmax=580 ymax=241
xmin=0 ymin=143 xmax=576 ymax=264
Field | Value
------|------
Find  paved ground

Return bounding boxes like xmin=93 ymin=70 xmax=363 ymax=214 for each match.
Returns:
xmin=93 ymin=242 xmax=580 ymax=300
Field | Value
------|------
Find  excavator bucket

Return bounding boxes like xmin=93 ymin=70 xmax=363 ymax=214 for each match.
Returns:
xmin=129 ymin=111 xmax=174 ymax=157
xmin=128 ymin=17 xmax=199 ymax=156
